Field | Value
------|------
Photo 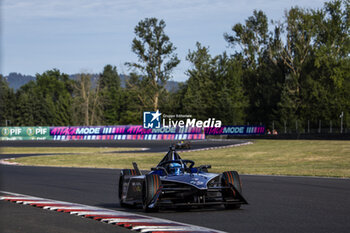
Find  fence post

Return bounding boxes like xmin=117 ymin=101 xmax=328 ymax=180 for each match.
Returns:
xmin=340 ymin=112 xmax=344 ymax=134
xmin=272 ymin=121 xmax=275 ymax=131
xmin=330 ymin=120 xmax=332 ymax=133
xmin=284 ymin=120 xmax=287 ymax=134
xmin=5 ymin=120 xmax=11 ymax=127
xmin=295 ymin=120 xmax=298 ymax=133
xmin=318 ymin=120 xmax=321 ymax=133
xmin=308 ymin=120 xmax=310 ymax=133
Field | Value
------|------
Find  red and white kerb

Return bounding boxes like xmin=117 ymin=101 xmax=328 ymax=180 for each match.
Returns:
xmin=0 ymin=191 xmax=225 ymax=233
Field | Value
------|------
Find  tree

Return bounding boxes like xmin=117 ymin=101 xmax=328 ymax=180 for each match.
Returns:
xmin=300 ymin=0 xmax=350 ymax=126
xmin=161 ymin=82 xmax=187 ymax=116
xmin=216 ymin=54 xmax=248 ymax=124
xmin=224 ymin=10 xmax=269 ymax=69
xmin=222 ymin=0 xmax=349 ymax=130
xmin=0 ymin=75 xmax=16 ymax=126
xmin=182 ymin=43 xmax=215 ymax=119
xmin=35 ymin=69 xmax=74 ymax=126
xmin=14 ymin=81 xmax=51 ymax=126
xmin=99 ymin=65 xmax=122 ymax=124
xmin=224 ymin=10 xmax=285 ymax=124
xmin=118 ymin=73 xmax=152 ymax=124
xmin=275 ymin=0 xmax=350 ymax=128
xmin=73 ymin=73 xmax=101 ymax=125
xmin=182 ymin=43 xmax=248 ymax=124
xmin=13 ymin=69 xmax=74 ymax=126
xmin=126 ymin=17 xmax=180 ymax=111
xmin=275 ymin=7 xmax=317 ymax=123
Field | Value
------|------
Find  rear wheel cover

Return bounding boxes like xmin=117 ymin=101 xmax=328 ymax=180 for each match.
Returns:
xmin=118 ymin=169 xmax=136 ymax=206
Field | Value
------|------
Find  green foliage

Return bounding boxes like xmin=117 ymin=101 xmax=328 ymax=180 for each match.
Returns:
xmin=118 ymin=73 xmax=150 ymax=124
xmin=224 ymin=0 xmax=350 ymax=127
xmin=13 ymin=70 xmax=73 ymax=126
xmin=126 ymin=17 xmax=180 ymax=111
xmin=225 ymin=10 xmax=285 ymax=124
xmin=36 ymin=70 xmax=74 ymax=125
xmin=224 ymin=10 xmax=269 ymax=68
xmin=72 ymin=73 xmax=101 ymax=126
xmin=181 ymin=43 xmax=248 ymax=124
xmin=99 ymin=65 xmax=122 ymax=124
xmin=0 ymin=75 xmax=16 ymax=126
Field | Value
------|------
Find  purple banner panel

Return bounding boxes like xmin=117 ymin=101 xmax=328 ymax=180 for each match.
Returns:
xmin=52 ymin=134 xmax=205 ymax=141
xmin=49 ymin=125 xmax=264 ymax=142
xmin=50 ymin=126 xmax=203 ymax=136
xmin=204 ymin=126 xmax=265 ymax=135
xmin=50 ymin=126 xmax=129 ymax=136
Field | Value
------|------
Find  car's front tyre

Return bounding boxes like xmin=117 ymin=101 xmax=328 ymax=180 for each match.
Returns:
xmin=222 ymin=171 xmax=242 ymax=209
xmin=142 ymin=174 xmax=161 ymax=212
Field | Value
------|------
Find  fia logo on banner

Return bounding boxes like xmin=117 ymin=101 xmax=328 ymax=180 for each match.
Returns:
xmin=143 ymin=110 xmax=161 ymax=129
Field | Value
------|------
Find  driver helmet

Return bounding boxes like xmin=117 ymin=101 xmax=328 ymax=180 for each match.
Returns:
xmin=169 ymin=163 xmax=182 ymax=175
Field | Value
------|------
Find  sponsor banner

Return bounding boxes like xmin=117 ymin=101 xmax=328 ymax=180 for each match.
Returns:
xmin=50 ymin=126 xmax=203 ymax=136
xmin=52 ymin=134 xmax=205 ymax=141
xmin=0 ymin=136 xmax=51 ymax=141
xmin=0 ymin=125 xmax=263 ymax=141
xmin=0 ymin=127 xmax=50 ymax=137
xmin=204 ymin=126 xmax=265 ymax=135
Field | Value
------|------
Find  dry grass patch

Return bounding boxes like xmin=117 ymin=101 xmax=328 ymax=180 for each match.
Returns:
xmin=8 ymin=140 xmax=350 ymax=178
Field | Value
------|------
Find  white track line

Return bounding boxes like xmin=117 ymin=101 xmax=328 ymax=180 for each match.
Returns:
xmin=185 ymin=141 xmax=253 ymax=152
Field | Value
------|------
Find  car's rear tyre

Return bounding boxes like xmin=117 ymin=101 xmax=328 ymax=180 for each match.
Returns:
xmin=142 ymin=174 xmax=161 ymax=212
xmin=222 ymin=171 xmax=242 ymax=209
xmin=119 ymin=169 xmax=137 ymax=207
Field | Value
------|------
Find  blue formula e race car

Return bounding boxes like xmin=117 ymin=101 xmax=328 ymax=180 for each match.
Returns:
xmin=118 ymin=146 xmax=248 ymax=212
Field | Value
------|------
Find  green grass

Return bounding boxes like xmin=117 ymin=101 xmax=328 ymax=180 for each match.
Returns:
xmin=4 ymin=140 xmax=350 ymax=178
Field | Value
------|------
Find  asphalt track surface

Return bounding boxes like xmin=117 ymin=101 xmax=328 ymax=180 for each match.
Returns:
xmin=1 ymin=140 xmax=349 ymax=233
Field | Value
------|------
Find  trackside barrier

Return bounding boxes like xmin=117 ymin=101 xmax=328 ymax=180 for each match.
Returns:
xmin=0 ymin=125 xmax=265 ymax=141
xmin=0 ymin=136 xmax=51 ymax=141
xmin=52 ymin=134 xmax=205 ymax=140
xmin=0 ymin=127 xmax=51 ymax=140
xmin=49 ymin=126 xmax=203 ymax=136
xmin=49 ymin=126 xmax=205 ymax=140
